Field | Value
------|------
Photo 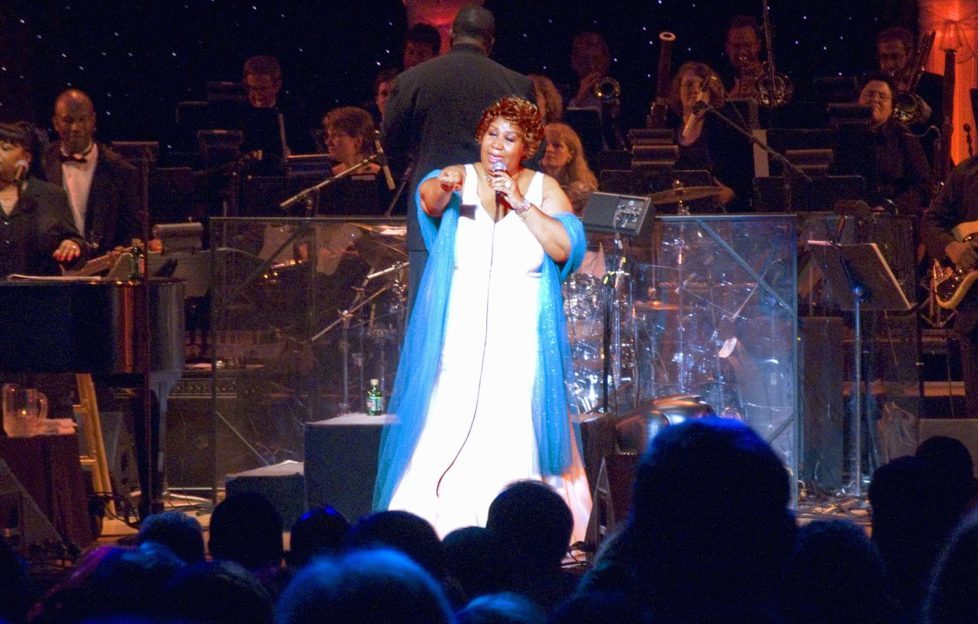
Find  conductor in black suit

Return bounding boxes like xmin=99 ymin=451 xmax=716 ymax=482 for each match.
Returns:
xmin=381 ymin=4 xmax=536 ymax=307
xmin=42 ymin=89 xmax=144 ymax=257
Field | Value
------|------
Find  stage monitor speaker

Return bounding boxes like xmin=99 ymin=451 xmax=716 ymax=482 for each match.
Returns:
xmin=919 ymin=419 xmax=978 ymax=478
xmin=584 ymin=453 xmax=638 ymax=554
xmin=0 ymin=458 xmax=62 ymax=555
xmin=581 ymin=192 xmax=654 ymax=238
xmin=225 ymin=461 xmax=305 ymax=529
xmin=304 ymin=415 xmax=387 ymax=523
xmin=799 ymin=317 xmax=846 ymax=491
xmin=166 ymin=371 xmax=296 ymax=491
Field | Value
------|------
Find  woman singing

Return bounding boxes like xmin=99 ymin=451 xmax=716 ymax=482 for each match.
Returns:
xmin=374 ymin=96 xmax=592 ymax=539
xmin=0 ymin=121 xmax=84 ymax=276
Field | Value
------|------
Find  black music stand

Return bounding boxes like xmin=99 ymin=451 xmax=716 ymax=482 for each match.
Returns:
xmin=582 ymin=192 xmax=654 ymax=414
xmin=808 ymin=240 xmax=912 ymax=499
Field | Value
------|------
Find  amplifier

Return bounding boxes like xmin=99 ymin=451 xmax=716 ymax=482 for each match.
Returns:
xmin=581 ymin=191 xmax=654 ymax=238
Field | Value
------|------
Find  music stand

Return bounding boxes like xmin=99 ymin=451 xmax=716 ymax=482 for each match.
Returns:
xmin=808 ymin=240 xmax=913 ymax=499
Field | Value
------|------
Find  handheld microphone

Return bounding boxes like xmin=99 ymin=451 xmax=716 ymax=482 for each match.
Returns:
xmin=490 ymin=160 xmax=507 ymax=200
xmin=373 ymin=131 xmax=396 ymax=191
xmin=681 ymin=99 xmax=709 ymax=140
xmin=13 ymin=159 xmax=28 ymax=184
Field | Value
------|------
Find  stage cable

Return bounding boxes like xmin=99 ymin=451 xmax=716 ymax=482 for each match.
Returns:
xmin=436 ymin=166 xmax=503 ymax=496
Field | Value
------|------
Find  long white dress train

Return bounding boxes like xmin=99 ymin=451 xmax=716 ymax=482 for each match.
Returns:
xmin=388 ymin=165 xmax=592 ymax=539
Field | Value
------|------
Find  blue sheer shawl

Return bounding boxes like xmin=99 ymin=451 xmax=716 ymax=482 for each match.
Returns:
xmin=373 ymin=168 xmax=586 ymax=510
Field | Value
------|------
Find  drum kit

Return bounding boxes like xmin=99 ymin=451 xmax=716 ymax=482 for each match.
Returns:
xmin=565 ymin=183 xmax=768 ymax=419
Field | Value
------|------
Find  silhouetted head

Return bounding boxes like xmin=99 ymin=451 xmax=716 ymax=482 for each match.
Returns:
xmin=208 ymin=492 xmax=284 ymax=570
xmin=923 ymin=509 xmax=978 ymax=624
xmin=137 ymin=510 xmax=206 ymax=564
xmin=451 ymin=5 xmax=495 ymax=53
xmin=344 ymin=510 xmax=447 ymax=581
xmin=487 ymin=480 xmax=573 ymax=571
xmin=275 ymin=548 xmax=455 ymax=624
xmin=780 ymin=519 xmax=901 ymax=624
xmin=456 ymin=591 xmax=546 ymax=624
xmin=288 ymin=505 xmax=351 ymax=568
xmin=443 ymin=526 xmax=509 ymax=601
xmin=161 ymin=559 xmax=273 ymax=624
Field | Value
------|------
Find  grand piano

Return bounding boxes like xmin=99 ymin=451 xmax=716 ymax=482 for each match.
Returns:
xmin=0 ymin=278 xmax=185 ymax=518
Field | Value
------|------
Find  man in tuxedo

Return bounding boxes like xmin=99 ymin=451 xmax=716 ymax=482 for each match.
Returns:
xmin=42 ymin=89 xmax=144 ymax=257
xmin=382 ymin=5 xmax=535 ymax=306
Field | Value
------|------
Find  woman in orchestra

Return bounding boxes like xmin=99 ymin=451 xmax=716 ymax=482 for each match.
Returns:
xmin=541 ymin=122 xmax=605 ymax=278
xmin=668 ymin=61 xmax=751 ymax=212
xmin=0 ymin=121 xmax=85 ymax=276
xmin=322 ymin=106 xmax=381 ymax=176
xmin=528 ymin=74 xmax=564 ymax=124
xmin=541 ymin=122 xmax=597 ymax=215
xmin=855 ymin=73 xmax=932 ymax=215
xmin=374 ymin=96 xmax=591 ymax=540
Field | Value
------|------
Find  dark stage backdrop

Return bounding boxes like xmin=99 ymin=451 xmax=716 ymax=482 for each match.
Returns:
xmin=0 ymin=0 xmax=917 ymax=142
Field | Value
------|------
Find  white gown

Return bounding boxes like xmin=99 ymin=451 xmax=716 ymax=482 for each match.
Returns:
xmin=389 ymin=165 xmax=592 ymax=539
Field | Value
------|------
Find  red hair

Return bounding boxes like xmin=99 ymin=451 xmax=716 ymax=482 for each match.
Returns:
xmin=474 ymin=96 xmax=544 ymax=156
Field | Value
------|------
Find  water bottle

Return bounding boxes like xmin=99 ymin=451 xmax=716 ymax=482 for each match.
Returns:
xmin=128 ymin=238 xmax=145 ymax=281
xmin=366 ymin=379 xmax=384 ymax=416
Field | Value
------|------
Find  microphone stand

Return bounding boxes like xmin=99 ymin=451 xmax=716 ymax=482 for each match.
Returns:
xmin=279 ymin=154 xmax=380 ymax=215
xmin=695 ymin=102 xmax=812 ymax=212
xmin=384 ymin=164 xmax=414 ymax=217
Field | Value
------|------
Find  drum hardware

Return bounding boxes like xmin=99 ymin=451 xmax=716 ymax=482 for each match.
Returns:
xmin=650 ymin=185 xmax=723 ymax=205
xmin=309 ymin=259 xmax=406 ymax=413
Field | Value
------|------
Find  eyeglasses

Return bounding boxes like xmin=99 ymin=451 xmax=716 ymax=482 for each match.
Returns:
xmin=861 ymin=89 xmax=892 ymax=102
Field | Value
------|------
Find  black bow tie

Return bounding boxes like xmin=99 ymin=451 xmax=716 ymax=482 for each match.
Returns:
xmin=59 ymin=152 xmax=87 ymax=164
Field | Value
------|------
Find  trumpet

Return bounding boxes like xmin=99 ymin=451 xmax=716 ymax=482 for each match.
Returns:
xmin=593 ymin=77 xmax=621 ymax=104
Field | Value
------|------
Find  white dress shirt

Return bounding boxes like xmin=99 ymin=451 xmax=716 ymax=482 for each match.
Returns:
xmin=61 ymin=142 xmax=98 ymax=237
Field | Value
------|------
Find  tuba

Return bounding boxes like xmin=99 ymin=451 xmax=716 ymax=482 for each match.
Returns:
xmin=892 ymin=31 xmax=936 ymax=126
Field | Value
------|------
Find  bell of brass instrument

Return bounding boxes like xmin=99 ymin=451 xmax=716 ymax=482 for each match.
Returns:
xmin=892 ymin=91 xmax=932 ymax=125
xmin=751 ymin=62 xmax=794 ymax=108
xmin=892 ymin=31 xmax=936 ymax=125
xmin=593 ymin=77 xmax=621 ymax=104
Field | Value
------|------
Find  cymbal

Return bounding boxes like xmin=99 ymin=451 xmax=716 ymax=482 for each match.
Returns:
xmin=354 ymin=235 xmax=407 ymax=269
xmin=632 ymin=300 xmax=680 ymax=312
xmin=650 ymin=186 xmax=722 ymax=205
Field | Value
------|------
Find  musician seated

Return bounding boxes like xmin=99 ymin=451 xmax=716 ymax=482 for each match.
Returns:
xmin=318 ymin=107 xmax=390 ymax=215
xmin=323 ymin=107 xmax=381 ymax=176
xmin=0 ymin=122 xmax=86 ymax=277
xmin=876 ymin=26 xmax=942 ymax=162
xmin=528 ymin=74 xmax=564 ymax=124
xmin=848 ymin=73 xmax=932 ymax=215
xmin=541 ymin=122 xmax=605 ymax=277
xmin=669 ymin=62 xmax=753 ymax=213
xmin=541 ymin=122 xmax=597 ymax=215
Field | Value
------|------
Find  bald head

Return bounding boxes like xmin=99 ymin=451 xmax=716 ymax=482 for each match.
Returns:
xmin=53 ymin=89 xmax=96 ymax=155
xmin=451 ymin=5 xmax=494 ymax=53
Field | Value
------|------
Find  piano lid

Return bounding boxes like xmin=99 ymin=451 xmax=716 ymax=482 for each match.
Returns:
xmin=0 ymin=279 xmax=184 ymax=375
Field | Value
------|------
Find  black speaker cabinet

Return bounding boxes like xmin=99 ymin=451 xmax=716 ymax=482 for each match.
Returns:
xmin=225 ymin=460 xmax=305 ymax=528
xmin=166 ymin=370 xmax=304 ymax=490
xmin=304 ymin=415 xmax=388 ymax=522
xmin=799 ymin=317 xmax=846 ymax=491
